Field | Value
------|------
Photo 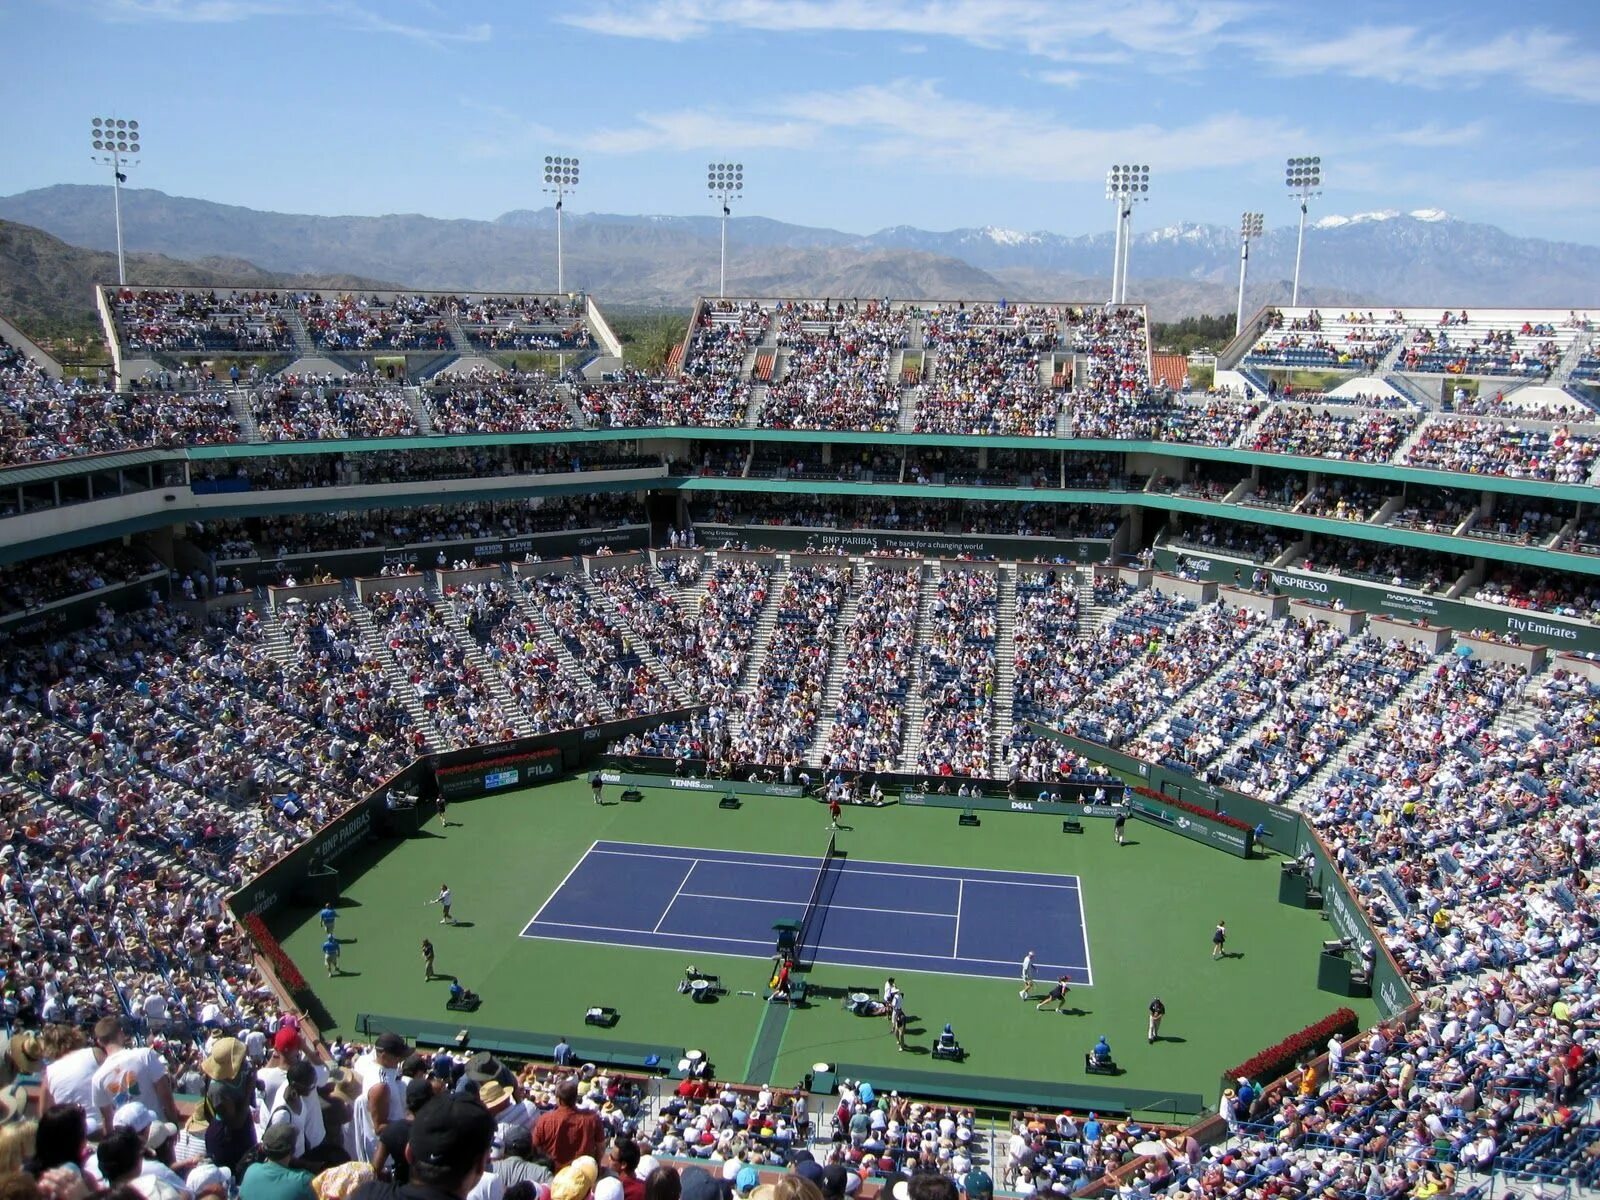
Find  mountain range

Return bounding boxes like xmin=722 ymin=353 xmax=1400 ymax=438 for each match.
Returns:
xmin=2 ymin=184 xmax=1597 ymax=322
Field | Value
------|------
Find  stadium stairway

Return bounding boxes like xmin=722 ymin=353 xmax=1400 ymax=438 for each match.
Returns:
xmin=1390 ymin=408 xmax=1440 ymax=463
xmin=1384 ymin=373 xmax=1437 ymax=408
xmin=260 ymin=604 xmax=300 ymax=667
xmin=579 ymin=573 xmax=697 ymax=708
xmin=1377 ymin=335 xmax=1410 ymax=375
xmin=426 ymin=574 xmax=538 ymax=739
xmin=406 ymin=385 xmax=434 ymax=435
xmin=1076 ymin=571 xmax=1115 ymax=635
xmin=505 ymin=578 xmax=619 ymax=720
xmin=897 ymin=381 xmax=921 ymax=432
xmin=1237 ymin=365 xmax=1272 ymax=399
xmin=724 ymin=558 xmax=789 ymax=746
xmin=1553 ymin=331 xmax=1596 ymax=385
xmin=342 ymin=585 xmax=454 ymax=753
xmin=805 ymin=567 xmax=866 ymax=767
xmin=225 ymin=386 xmax=260 ymax=443
xmin=988 ymin=564 xmax=1019 ymax=776
xmin=282 ymin=310 xmax=317 ymax=356
xmin=556 ymin=382 xmax=587 ymax=429
xmin=896 ymin=563 xmax=943 ymax=773
xmin=1289 ymin=649 xmax=1447 ymax=803
xmin=444 ymin=317 xmax=474 ymax=355
xmin=743 ymin=385 xmax=768 ymax=428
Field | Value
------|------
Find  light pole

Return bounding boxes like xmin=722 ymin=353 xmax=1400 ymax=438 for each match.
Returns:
xmin=542 ymin=155 xmax=580 ymax=294
xmin=90 ymin=116 xmax=141 ymax=286
xmin=707 ymin=162 xmax=744 ymax=299
xmin=1286 ymin=155 xmax=1322 ymax=306
xmin=1236 ymin=211 xmax=1264 ymax=335
xmin=1106 ymin=164 xmax=1149 ymax=304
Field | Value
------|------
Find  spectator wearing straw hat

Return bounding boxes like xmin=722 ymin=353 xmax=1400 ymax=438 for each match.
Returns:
xmin=0 ymin=1031 xmax=42 ymax=1090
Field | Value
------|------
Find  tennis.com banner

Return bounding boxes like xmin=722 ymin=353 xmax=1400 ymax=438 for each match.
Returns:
xmin=600 ymin=770 xmax=805 ymax=798
xmin=436 ymin=747 xmax=561 ymax=799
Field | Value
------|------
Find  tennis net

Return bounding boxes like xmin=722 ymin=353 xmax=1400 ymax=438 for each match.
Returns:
xmin=793 ymin=832 xmax=839 ymax=967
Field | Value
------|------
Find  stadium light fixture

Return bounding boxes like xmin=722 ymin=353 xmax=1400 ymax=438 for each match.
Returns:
xmin=1285 ymin=155 xmax=1322 ymax=306
xmin=90 ymin=116 xmax=142 ymax=286
xmin=1236 ymin=211 xmax=1265 ymax=336
xmin=708 ymin=162 xmax=744 ymax=299
xmin=542 ymin=155 xmax=580 ymax=294
xmin=1105 ymin=164 xmax=1150 ymax=304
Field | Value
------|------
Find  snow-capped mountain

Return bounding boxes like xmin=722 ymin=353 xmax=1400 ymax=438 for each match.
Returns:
xmin=1 ymin=185 xmax=1596 ymax=313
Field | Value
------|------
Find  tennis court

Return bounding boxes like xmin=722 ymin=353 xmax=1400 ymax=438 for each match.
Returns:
xmin=520 ymin=839 xmax=1092 ymax=982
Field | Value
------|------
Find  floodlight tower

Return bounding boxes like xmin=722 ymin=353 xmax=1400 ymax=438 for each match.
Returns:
xmin=1106 ymin=164 xmax=1150 ymax=304
xmin=1285 ymin=155 xmax=1322 ymax=306
xmin=1236 ymin=211 xmax=1265 ymax=335
xmin=708 ymin=162 xmax=744 ymax=298
xmin=542 ymin=155 xmax=580 ymax=294
xmin=90 ymin=116 xmax=142 ymax=286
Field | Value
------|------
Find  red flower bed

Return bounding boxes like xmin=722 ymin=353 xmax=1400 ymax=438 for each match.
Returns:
xmin=1133 ymin=786 xmax=1253 ymax=832
xmin=243 ymin=912 xmax=309 ymax=994
xmin=1226 ymin=1007 xmax=1358 ymax=1087
xmin=435 ymin=747 xmax=559 ymax=778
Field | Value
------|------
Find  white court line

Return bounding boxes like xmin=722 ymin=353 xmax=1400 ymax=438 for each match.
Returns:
xmin=590 ymin=839 xmax=1080 ymax=889
xmin=522 ymin=916 xmax=1084 ymax=972
xmin=953 ymin=879 xmax=964 ymax=959
xmin=1076 ymin=878 xmax=1096 ymax=988
xmin=653 ymin=859 xmax=701 ymax=933
xmin=525 ymin=838 xmax=600 ymax=927
xmin=675 ymin=891 xmax=955 ymax=920
xmin=590 ymin=847 xmax=812 ymax=872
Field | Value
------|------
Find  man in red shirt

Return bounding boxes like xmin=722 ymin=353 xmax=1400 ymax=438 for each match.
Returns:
xmin=531 ymin=1079 xmax=602 ymax=1169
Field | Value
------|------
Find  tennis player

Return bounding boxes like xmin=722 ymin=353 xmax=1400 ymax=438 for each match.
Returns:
xmin=429 ymin=884 xmax=456 ymax=925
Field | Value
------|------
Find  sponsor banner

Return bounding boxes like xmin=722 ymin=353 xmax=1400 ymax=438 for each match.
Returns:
xmin=1153 ymin=549 xmax=1600 ymax=653
xmin=228 ymin=785 xmax=392 ymax=919
xmin=899 ymin=789 xmax=1120 ymax=814
xmin=695 ymin=523 xmax=1110 ymax=562
xmin=599 ymin=770 xmax=805 ymax=798
xmin=436 ymin=747 xmax=561 ymax=799
xmin=1127 ymin=794 xmax=1254 ymax=858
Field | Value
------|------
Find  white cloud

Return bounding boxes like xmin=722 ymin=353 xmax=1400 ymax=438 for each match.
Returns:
xmin=589 ymin=110 xmax=818 ymax=155
xmin=561 ymin=0 xmax=1252 ymax=63
xmin=1240 ymin=23 xmax=1600 ymax=105
xmin=586 ymin=79 xmax=1303 ymax=185
xmin=1370 ymin=122 xmax=1485 ymax=149
xmin=92 ymin=0 xmax=490 ymax=45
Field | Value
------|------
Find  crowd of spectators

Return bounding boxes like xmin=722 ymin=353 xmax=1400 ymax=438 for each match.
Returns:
xmin=673 ymin=303 xmax=768 ymax=427
xmin=517 ymin=572 xmax=676 ymax=718
xmin=250 ymin=380 xmax=419 ymax=441
xmin=1296 ymin=478 xmax=1390 ymax=523
xmin=1404 ymin=417 xmax=1599 ymax=482
xmin=824 ymin=565 xmax=921 ymax=771
xmin=1245 ymin=405 xmax=1419 ymax=463
xmin=1214 ymin=630 xmax=1431 ymax=803
xmin=0 ymin=544 xmax=157 ymax=615
xmin=109 ymin=288 xmax=294 ymax=354
xmin=1465 ymin=499 xmax=1568 ymax=547
xmin=761 ymin=302 xmax=907 ymax=432
xmin=734 ymin=564 xmax=845 ymax=766
xmin=915 ymin=307 xmax=1060 ymax=436
xmin=1473 ymin=565 xmax=1600 ymax=620
xmin=423 ymin=368 xmax=574 ymax=434
xmin=1167 ymin=519 xmax=1290 ymax=565
xmin=299 ymin=293 xmax=452 ymax=353
xmin=914 ymin=569 xmax=998 ymax=777
xmin=1 ymin=337 xmax=241 ymax=465
xmin=443 ymin=578 xmax=607 ymax=733
xmin=1050 ymin=602 xmax=1260 ymax=749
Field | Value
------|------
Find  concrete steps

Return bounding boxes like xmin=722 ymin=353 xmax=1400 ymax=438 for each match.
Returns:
xmin=728 ymin=561 xmax=788 ymax=743
xmin=506 ymin=579 xmax=619 ymax=719
xmin=428 ymin=576 xmax=538 ymax=739
xmin=897 ymin=564 xmax=942 ymax=773
xmin=989 ymin=564 xmax=1019 ymax=774
xmin=580 ymin=573 xmax=697 ymax=708
xmin=805 ymin=573 xmax=865 ymax=766
xmin=343 ymin=590 xmax=454 ymax=753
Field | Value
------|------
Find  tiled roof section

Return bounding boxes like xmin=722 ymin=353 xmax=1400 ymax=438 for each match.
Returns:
xmin=1151 ymin=353 xmax=1189 ymax=390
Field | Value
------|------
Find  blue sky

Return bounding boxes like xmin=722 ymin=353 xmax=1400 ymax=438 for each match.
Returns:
xmin=4 ymin=0 xmax=1600 ymax=243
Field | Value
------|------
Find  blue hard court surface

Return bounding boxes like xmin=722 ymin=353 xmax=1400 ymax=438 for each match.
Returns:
xmin=520 ymin=840 xmax=1092 ymax=983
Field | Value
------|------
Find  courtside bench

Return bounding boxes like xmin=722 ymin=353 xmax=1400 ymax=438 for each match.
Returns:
xmin=825 ymin=1062 xmax=1204 ymax=1118
xmin=354 ymin=1012 xmax=677 ymax=1073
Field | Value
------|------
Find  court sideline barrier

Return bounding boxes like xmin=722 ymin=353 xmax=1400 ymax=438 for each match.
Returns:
xmin=227 ymin=707 xmax=704 ymax=920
